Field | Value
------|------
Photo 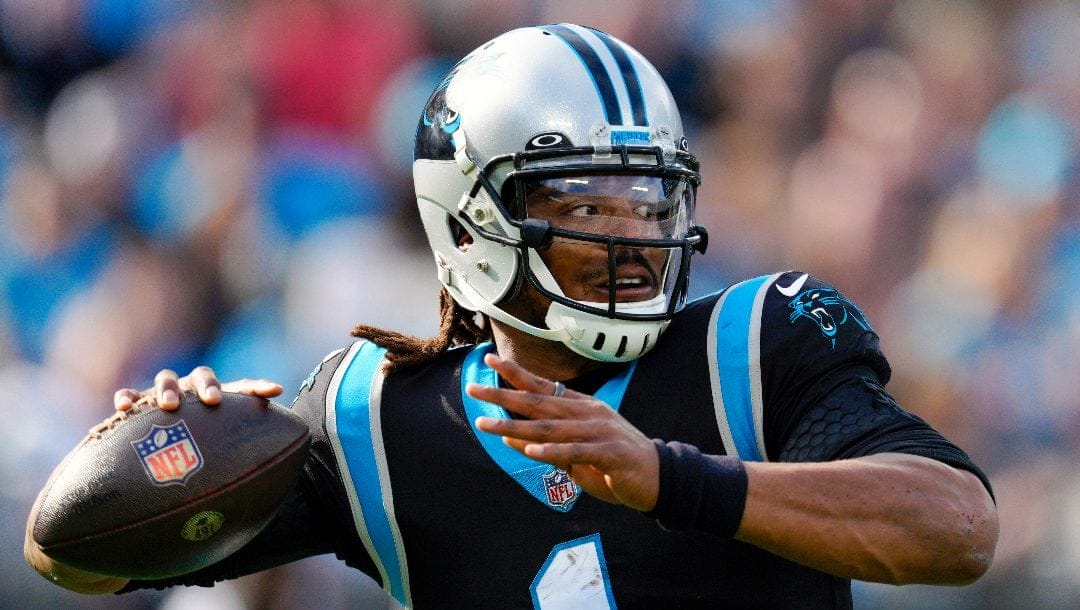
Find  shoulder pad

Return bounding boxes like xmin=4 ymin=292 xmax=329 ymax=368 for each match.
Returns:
xmin=763 ymin=271 xmax=890 ymax=382
xmin=703 ymin=272 xmax=891 ymax=462
xmin=290 ymin=345 xmax=352 ymax=418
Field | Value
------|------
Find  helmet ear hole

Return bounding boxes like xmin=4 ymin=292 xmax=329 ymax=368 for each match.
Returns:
xmin=448 ymin=216 xmax=474 ymax=250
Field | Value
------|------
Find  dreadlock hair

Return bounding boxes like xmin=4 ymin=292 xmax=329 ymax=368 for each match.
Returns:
xmin=351 ymin=287 xmax=492 ymax=374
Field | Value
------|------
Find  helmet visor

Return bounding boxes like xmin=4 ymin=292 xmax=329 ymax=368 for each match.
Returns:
xmin=522 ymin=174 xmax=693 ymax=241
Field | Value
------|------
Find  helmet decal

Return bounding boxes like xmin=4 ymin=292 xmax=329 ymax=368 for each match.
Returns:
xmin=526 ymin=133 xmax=573 ymax=149
xmin=415 ymin=83 xmax=458 ymax=161
xmin=610 ymin=129 xmax=651 ymax=146
xmin=542 ymin=24 xmax=649 ymax=128
xmin=585 ymin=26 xmax=648 ymax=126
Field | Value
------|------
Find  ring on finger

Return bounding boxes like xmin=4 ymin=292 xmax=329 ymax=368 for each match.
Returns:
xmin=552 ymin=381 xmax=566 ymax=398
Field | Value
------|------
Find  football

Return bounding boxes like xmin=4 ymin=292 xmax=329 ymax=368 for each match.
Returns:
xmin=28 ymin=391 xmax=311 ymax=580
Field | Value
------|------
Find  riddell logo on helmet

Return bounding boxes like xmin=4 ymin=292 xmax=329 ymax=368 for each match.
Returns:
xmin=131 ymin=421 xmax=204 ymax=485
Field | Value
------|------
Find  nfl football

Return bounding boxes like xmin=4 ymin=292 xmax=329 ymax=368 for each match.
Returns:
xmin=28 ymin=391 xmax=311 ymax=580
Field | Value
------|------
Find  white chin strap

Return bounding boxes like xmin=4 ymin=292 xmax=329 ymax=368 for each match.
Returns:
xmin=443 ymin=263 xmax=572 ymax=343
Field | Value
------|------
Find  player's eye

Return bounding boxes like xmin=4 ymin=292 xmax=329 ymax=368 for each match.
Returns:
xmin=634 ymin=203 xmax=677 ymax=221
xmin=566 ymin=204 xmax=599 ymax=217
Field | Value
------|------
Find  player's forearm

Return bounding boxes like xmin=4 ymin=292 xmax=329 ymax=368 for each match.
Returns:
xmin=736 ymin=452 xmax=998 ymax=585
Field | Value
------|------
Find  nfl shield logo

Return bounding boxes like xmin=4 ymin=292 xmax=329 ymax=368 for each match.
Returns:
xmin=131 ymin=420 xmax=204 ymax=485
xmin=542 ymin=468 xmax=579 ymax=509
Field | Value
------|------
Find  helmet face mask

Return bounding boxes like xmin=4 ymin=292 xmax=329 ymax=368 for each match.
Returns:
xmin=503 ymin=165 xmax=698 ymax=318
xmin=413 ymin=24 xmax=707 ymax=362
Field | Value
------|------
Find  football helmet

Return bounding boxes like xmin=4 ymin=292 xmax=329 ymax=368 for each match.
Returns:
xmin=413 ymin=23 xmax=707 ymax=362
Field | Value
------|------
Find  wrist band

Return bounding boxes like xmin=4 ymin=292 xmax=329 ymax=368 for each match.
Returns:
xmin=645 ymin=440 xmax=748 ymax=539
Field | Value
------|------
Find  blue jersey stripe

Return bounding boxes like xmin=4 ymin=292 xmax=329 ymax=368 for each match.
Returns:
xmin=545 ymin=24 xmax=621 ymax=126
xmin=712 ymin=276 xmax=772 ymax=462
xmin=331 ymin=341 xmax=410 ymax=607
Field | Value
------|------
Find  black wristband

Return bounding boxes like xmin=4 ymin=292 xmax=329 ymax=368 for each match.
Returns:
xmin=645 ymin=440 xmax=748 ymax=539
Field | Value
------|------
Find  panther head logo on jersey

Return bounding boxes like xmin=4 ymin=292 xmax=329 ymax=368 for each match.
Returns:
xmin=787 ymin=288 xmax=871 ymax=349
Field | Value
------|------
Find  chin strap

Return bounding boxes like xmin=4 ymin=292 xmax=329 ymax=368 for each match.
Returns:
xmin=440 ymin=251 xmax=669 ymax=361
xmin=440 ymin=262 xmax=572 ymax=343
xmin=477 ymin=298 xmax=573 ymax=342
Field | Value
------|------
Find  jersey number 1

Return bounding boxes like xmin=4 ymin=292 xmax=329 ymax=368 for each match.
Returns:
xmin=530 ymin=534 xmax=615 ymax=609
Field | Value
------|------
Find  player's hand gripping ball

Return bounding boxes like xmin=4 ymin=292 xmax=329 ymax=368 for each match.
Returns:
xmin=27 ymin=392 xmax=310 ymax=579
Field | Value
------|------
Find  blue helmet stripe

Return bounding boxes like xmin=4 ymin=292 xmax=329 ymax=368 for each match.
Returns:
xmin=544 ymin=24 xmax=621 ymax=126
xmin=589 ymin=28 xmax=648 ymax=126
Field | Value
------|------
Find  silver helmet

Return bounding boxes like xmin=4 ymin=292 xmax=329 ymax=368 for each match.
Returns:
xmin=413 ymin=23 xmax=707 ymax=362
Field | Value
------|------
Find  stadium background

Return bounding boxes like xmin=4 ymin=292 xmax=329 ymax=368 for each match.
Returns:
xmin=0 ymin=1 xmax=1076 ymax=607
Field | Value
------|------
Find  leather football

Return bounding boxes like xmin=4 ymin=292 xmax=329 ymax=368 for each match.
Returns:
xmin=28 ymin=391 xmax=311 ymax=579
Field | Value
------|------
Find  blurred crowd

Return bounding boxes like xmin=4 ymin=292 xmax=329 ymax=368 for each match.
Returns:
xmin=0 ymin=0 xmax=1076 ymax=608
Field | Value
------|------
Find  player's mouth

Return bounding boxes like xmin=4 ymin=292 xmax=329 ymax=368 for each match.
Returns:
xmin=594 ymin=267 xmax=658 ymax=302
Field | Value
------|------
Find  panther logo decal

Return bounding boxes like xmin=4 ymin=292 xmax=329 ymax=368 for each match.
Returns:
xmin=416 ymin=49 xmax=505 ymax=161
xmin=421 ymin=82 xmax=461 ymax=135
xmin=787 ymin=288 xmax=871 ymax=349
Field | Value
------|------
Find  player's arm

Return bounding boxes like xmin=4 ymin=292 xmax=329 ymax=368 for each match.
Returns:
xmin=737 ymin=274 xmax=998 ymax=583
xmin=646 ymin=440 xmax=997 ymax=584
xmin=472 ymin=354 xmax=998 ymax=586
xmin=735 ymin=451 xmax=996 ymax=585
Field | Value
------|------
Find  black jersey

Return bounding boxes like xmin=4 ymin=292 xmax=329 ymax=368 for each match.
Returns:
xmin=126 ymin=272 xmax=990 ymax=608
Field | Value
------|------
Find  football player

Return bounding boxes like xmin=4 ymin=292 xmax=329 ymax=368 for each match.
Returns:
xmin=28 ymin=24 xmax=997 ymax=608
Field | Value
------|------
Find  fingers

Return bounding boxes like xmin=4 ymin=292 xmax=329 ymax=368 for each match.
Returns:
xmin=113 ymin=388 xmax=141 ymax=412
xmin=467 ymin=355 xmax=592 ymax=420
xmin=476 ymin=414 xmax=600 ymax=442
xmin=115 ymin=366 xmax=283 ymax=414
xmin=154 ymin=369 xmax=183 ymax=411
xmin=469 ymin=353 xmax=661 ymax=510
xmin=185 ymin=366 xmax=223 ymax=405
xmin=483 ymin=353 xmax=581 ymax=399
xmin=479 ymin=415 xmax=622 ymax=468
xmin=220 ymin=379 xmax=284 ymax=398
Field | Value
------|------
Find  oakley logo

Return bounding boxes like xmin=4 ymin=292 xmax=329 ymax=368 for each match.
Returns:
xmin=527 ymin=133 xmax=568 ymax=149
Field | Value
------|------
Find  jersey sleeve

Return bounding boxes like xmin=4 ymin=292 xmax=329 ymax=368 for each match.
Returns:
xmin=759 ymin=272 xmax=992 ymax=496
xmin=121 ymin=347 xmax=381 ymax=592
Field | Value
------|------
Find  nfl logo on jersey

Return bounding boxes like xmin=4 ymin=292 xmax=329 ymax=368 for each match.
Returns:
xmin=131 ymin=420 xmax=204 ymax=485
xmin=542 ymin=468 xmax=579 ymax=509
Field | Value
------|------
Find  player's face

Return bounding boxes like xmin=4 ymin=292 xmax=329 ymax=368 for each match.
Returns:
xmin=522 ymin=175 xmax=690 ymax=305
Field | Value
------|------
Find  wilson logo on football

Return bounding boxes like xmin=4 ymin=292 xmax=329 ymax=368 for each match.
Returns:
xmin=131 ymin=421 xmax=204 ymax=485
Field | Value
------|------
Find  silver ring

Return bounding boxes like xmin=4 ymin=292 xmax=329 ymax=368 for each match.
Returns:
xmin=552 ymin=381 xmax=566 ymax=397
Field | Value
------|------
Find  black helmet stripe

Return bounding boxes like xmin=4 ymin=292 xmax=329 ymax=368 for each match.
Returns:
xmin=588 ymin=28 xmax=648 ymax=127
xmin=544 ymin=24 xmax=622 ymax=127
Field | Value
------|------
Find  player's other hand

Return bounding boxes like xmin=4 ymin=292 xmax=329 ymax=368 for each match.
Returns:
xmin=113 ymin=366 xmax=283 ymax=412
xmin=469 ymin=353 xmax=660 ymax=512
